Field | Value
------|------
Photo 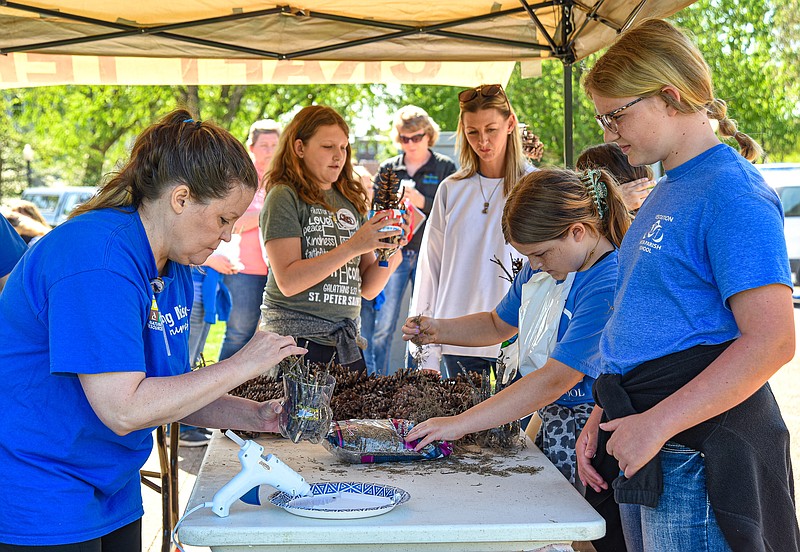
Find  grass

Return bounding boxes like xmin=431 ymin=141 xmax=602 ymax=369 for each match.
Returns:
xmin=200 ymin=322 xmax=226 ymax=365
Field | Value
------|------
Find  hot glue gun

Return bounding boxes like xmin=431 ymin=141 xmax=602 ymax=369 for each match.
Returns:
xmin=211 ymin=430 xmax=312 ymax=517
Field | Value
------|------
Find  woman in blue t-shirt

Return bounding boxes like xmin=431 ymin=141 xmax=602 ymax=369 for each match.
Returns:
xmin=0 ymin=110 xmax=306 ymax=549
xmin=577 ymin=19 xmax=798 ymax=552
xmin=403 ymin=167 xmax=630 ymax=488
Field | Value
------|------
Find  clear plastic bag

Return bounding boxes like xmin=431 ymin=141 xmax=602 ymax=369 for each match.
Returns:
xmin=517 ymin=271 xmax=574 ymax=376
xmin=323 ymin=419 xmax=452 ymax=463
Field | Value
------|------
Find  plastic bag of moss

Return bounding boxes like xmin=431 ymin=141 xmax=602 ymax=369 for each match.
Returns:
xmin=323 ymin=419 xmax=452 ymax=463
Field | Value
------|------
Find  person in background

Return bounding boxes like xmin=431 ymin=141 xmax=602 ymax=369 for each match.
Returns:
xmin=576 ymin=142 xmax=655 ymax=215
xmin=180 ymin=252 xmax=241 ymax=447
xmin=353 ymin=163 xmax=382 ymax=372
xmin=410 ymin=84 xmax=532 ymax=378
xmin=260 ymin=105 xmax=408 ymax=371
xmin=0 ymin=110 xmax=305 ymax=549
xmin=577 ymin=18 xmax=798 ymax=551
xmin=404 ymin=168 xmax=629 ymax=494
xmin=4 ymin=197 xmax=49 ymax=226
xmin=182 ymin=120 xmax=281 ymax=446
xmin=0 ymin=214 xmax=26 ymax=293
xmin=217 ymin=119 xmax=281 ymax=362
xmin=362 ymin=106 xmax=456 ymax=376
xmin=2 ymin=208 xmax=50 ymax=245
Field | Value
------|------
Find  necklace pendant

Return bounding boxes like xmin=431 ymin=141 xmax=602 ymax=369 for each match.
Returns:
xmin=482 ymin=202 xmax=489 ymax=214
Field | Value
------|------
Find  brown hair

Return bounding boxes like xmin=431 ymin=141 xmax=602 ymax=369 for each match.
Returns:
xmin=583 ymin=18 xmax=762 ymax=162
xmin=502 ymin=168 xmax=630 ymax=249
xmin=266 ymin=105 xmax=368 ymax=215
xmin=390 ymin=105 xmax=440 ymax=146
xmin=576 ymin=143 xmax=653 ymax=184
xmin=452 ymin=85 xmax=529 ymax=196
xmin=70 ymin=109 xmax=257 ymax=218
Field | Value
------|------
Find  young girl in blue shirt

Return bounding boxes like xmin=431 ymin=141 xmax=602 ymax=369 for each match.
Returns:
xmin=577 ymin=18 xmax=798 ymax=552
xmin=403 ymin=167 xmax=630 ymax=490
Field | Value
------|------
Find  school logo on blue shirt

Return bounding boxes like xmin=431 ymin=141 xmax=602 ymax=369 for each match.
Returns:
xmin=640 ymin=214 xmax=672 ymax=254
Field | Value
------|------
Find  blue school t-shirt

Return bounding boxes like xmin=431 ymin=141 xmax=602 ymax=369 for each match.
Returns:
xmin=495 ymin=251 xmax=617 ymax=407
xmin=1 ymin=214 xmax=27 ymax=276
xmin=0 ymin=207 xmax=192 ymax=545
xmin=600 ymin=144 xmax=792 ymax=375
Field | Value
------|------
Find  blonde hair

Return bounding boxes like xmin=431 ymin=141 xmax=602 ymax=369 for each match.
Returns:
xmin=583 ymin=18 xmax=762 ymax=162
xmin=453 ymin=86 xmax=529 ymax=196
xmin=390 ymin=105 xmax=440 ymax=146
xmin=502 ymin=168 xmax=630 ymax=249
xmin=266 ymin=105 xmax=368 ymax=215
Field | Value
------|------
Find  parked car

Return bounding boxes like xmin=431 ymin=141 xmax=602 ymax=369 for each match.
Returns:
xmin=20 ymin=186 xmax=97 ymax=226
xmin=757 ymin=163 xmax=800 ymax=285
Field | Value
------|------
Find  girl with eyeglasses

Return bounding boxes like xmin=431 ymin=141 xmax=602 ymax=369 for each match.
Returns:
xmin=361 ymin=105 xmax=456 ymax=376
xmin=260 ymin=105 xmax=408 ymax=372
xmin=409 ymin=84 xmax=532 ymax=378
xmin=577 ymin=18 xmax=799 ymax=551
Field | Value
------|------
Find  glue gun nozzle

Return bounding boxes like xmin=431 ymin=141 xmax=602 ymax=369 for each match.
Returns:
xmin=225 ymin=430 xmax=246 ymax=447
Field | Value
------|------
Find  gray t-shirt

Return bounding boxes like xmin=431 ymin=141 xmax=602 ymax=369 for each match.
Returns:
xmin=261 ymin=184 xmax=365 ymax=322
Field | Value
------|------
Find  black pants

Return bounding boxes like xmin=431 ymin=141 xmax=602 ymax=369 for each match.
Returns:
xmin=441 ymin=354 xmax=494 ymax=380
xmin=0 ymin=519 xmax=141 ymax=552
xmin=302 ymin=340 xmax=366 ymax=373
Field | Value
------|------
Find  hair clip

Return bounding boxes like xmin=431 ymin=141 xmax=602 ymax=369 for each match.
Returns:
xmin=581 ymin=169 xmax=607 ymax=220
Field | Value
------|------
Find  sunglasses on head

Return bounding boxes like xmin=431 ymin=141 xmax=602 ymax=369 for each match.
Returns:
xmin=458 ymin=84 xmax=506 ymax=103
xmin=399 ymin=132 xmax=427 ymax=144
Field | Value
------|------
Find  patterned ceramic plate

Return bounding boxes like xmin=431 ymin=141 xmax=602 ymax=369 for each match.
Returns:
xmin=269 ymin=481 xmax=410 ymax=520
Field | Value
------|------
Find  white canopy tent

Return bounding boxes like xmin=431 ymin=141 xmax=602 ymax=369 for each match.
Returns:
xmin=0 ymin=0 xmax=696 ymax=162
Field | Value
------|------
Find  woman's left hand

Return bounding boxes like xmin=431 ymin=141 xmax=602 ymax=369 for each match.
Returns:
xmin=253 ymin=399 xmax=283 ymax=433
xmin=600 ymin=411 xmax=666 ymax=478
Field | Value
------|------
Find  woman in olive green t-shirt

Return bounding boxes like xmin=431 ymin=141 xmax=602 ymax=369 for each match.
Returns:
xmin=259 ymin=105 xmax=408 ymax=371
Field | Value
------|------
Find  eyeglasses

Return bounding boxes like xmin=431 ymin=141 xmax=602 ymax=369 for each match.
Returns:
xmin=399 ymin=132 xmax=427 ymax=144
xmin=594 ymin=97 xmax=645 ymax=134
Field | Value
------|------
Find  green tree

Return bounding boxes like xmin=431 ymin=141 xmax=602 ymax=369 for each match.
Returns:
xmin=672 ymin=0 xmax=800 ymax=161
xmin=397 ymin=0 xmax=800 ymax=165
xmin=0 ymin=101 xmax=27 ymax=199
xmin=1 ymin=83 xmax=391 ymax=188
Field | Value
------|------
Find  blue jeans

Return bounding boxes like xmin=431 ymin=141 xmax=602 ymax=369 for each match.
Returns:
xmin=360 ymin=297 xmax=378 ymax=375
xmin=188 ymin=281 xmax=211 ymax=368
xmin=371 ymin=249 xmax=418 ymax=376
xmin=620 ymin=441 xmax=731 ymax=552
xmin=218 ymin=273 xmax=268 ymax=361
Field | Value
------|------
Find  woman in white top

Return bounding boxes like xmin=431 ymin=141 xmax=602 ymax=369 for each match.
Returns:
xmin=410 ymin=84 xmax=532 ymax=378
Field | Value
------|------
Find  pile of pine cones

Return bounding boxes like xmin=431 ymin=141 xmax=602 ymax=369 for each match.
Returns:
xmin=230 ymin=362 xmax=477 ymax=422
xmin=229 ymin=360 xmax=521 ymax=448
